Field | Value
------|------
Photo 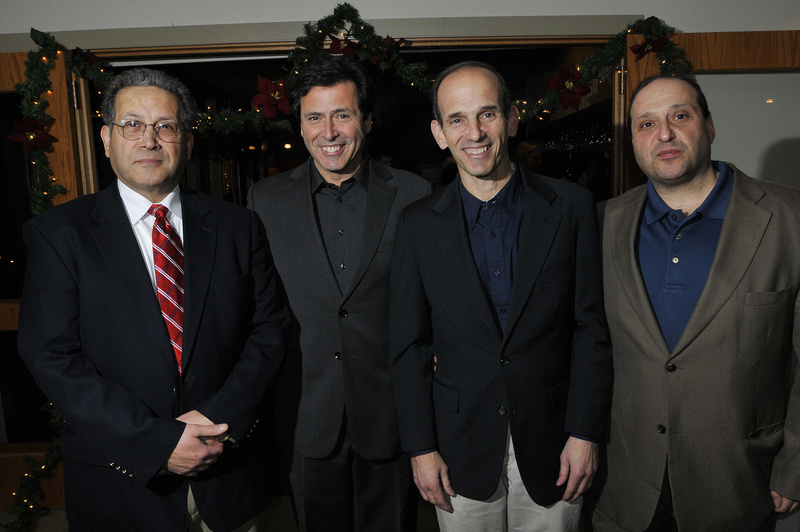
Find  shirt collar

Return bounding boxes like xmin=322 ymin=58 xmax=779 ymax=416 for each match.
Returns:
xmin=643 ymin=161 xmax=732 ymax=224
xmin=117 ymin=179 xmax=182 ymax=226
xmin=458 ymin=163 xmax=521 ymax=228
xmin=310 ymin=156 xmax=369 ymax=193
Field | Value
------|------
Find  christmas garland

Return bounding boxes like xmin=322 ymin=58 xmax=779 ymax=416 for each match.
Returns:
xmin=6 ymin=9 xmax=689 ymax=530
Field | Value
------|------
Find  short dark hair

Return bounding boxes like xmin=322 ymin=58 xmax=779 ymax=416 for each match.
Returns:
xmin=432 ymin=61 xmax=512 ymax=124
xmin=288 ymin=56 xmax=376 ymax=119
xmin=101 ymin=68 xmax=197 ymax=129
xmin=628 ymin=73 xmax=711 ymax=128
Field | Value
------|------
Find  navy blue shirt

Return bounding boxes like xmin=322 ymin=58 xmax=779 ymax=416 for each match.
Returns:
xmin=638 ymin=161 xmax=733 ymax=351
xmin=458 ymin=166 xmax=525 ymax=334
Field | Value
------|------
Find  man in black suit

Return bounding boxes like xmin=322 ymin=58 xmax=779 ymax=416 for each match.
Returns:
xmin=389 ymin=61 xmax=612 ymax=531
xmin=247 ymin=57 xmax=430 ymax=532
xmin=17 ymin=68 xmax=288 ymax=531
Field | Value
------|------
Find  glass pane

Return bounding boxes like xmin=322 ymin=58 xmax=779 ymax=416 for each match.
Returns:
xmin=0 ymin=330 xmax=53 ymax=443
xmin=696 ymin=73 xmax=800 ymax=188
xmin=0 ymin=92 xmax=32 ymax=299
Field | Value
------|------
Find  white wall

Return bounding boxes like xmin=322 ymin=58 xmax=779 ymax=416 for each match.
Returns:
xmin=1 ymin=0 xmax=798 ymax=37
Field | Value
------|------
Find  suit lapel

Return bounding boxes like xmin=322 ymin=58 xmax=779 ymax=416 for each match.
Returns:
xmin=672 ymin=168 xmax=770 ymax=354
xmin=342 ymin=159 xmax=396 ymax=299
xmin=287 ymin=161 xmax=342 ymax=296
xmin=607 ymin=186 xmax=671 ymax=355
xmin=503 ymin=174 xmax=560 ymax=343
xmin=180 ymin=191 xmax=216 ymax=371
xmin=432 ymin=183 xmax=500 ymax=337
xmin=90 ymin=184 xmax=180 ymax=379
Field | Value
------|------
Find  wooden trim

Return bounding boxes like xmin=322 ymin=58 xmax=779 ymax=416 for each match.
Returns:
xmin=47 ymin=52 xmax=84 ymax=206
xmin=94 ymin=35 xmax=615 ymax=61
xmin=0 ymin=52 xmax=26 ymax=92
xmin=71 ymin=73 xmax=100 ymax=196
xmin=0 ymin=300 xmax=19 ymax=332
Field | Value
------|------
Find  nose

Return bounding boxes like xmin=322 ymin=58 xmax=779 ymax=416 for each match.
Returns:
xmin=465 ymin=118 xmax=484 ymax=142
xmin=322 ymin=119 xmax=337 ymax=140
xmin=657 ymin=121 xmax=676 ymax=142
xmin=141 ymin=124 xmax=160 ymax=148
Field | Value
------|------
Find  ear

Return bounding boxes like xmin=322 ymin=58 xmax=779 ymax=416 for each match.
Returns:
xmin=100 ymin=125 xmax=112 ymax=158
xmin=431 ymin=119 xmax=448 ymax=150
xmin=507 ymin=105 xmax=520 ymax=138
xmin=184 ymin=131 xmax=195 ymax=160
xmin=364 ymin=113 xmax=373 ymax=135
xmin=706 ymin=115 xmax=716 ymax=145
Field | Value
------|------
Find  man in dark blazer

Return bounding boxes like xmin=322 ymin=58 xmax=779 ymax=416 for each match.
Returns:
xmin=247 ymin=57 xmax=430 ymax=532
xmin=389 ymin=61 xmax=612 ymax=531
xmin=17 ymin=68 xmax=288 ymax=531
xmin=592 ymin=74 xmax=800 ymax=531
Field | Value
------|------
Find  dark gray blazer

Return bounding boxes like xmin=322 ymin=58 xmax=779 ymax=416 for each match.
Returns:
xmin=248 ymin=157 xmax=431 ymax=460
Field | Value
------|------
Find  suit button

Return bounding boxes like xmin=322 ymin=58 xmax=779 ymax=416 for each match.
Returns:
xmin=338 ymin=309 xmax=348 ymax=318
xmin=657 ymin=425 xmax=666 ymax=434
xmin=498 ymin=406 xmax=507 ymax=415
xmin=334 ymin=351 xmax=341 ymax=360
xmin=666 ymin=363 xmax=677 ymax=372
xmin=500 ymin=357 xmax=510 ymax=367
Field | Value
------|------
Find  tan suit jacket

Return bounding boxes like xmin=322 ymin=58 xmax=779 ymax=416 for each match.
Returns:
xmin=595 ymin=164 xmax=800 ymax=531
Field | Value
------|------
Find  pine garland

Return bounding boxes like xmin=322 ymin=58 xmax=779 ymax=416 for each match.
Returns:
xmin=1 ymin=404 xmax=63 ymax=532
xmin=516 ymin=15 xmax=691 ymax=120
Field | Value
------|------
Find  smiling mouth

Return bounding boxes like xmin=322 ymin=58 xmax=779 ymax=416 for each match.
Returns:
xmin=321 ymin=146 xmax=344 ymax=154
xmin=464 ymin=146 xmax=488 ymax=155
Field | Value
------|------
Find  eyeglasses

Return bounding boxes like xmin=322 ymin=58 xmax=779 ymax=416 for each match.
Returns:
xmin=112 ymin=119 xmax=184 ymax=143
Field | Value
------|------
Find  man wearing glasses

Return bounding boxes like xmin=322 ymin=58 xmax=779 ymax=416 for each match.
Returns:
xmin=18 ymin=68 xmax=289 ymax=531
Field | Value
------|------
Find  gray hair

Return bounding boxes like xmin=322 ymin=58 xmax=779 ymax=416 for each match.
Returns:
xmin=101 ymin=68 xmax=197 ymax=129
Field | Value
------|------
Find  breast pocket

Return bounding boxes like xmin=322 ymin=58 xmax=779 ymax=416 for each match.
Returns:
xmin=740 ymin=287 xmax=792 ymax=360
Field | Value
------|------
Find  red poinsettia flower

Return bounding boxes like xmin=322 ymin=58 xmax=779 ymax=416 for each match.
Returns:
xmin=329 ymin=36 xmax=359 ymax=60
xmin=545 ymin=64 xmax=592 ymax=111
xmin=629 ymin=38 xmax=669 ymax=61
xmin=370 ymin=36 xmax=406 ymax=65
xmin=72 ymin=46 xmax=99 ymax=66
xmin=252 ymin=76 xmax=290 ymax=120
xmin=7 ymin=117 xmax=57 ymax=152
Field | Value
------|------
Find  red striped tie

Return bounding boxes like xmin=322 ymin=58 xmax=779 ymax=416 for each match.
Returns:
xmin=149 ymin=204 xmax=184 ymax=373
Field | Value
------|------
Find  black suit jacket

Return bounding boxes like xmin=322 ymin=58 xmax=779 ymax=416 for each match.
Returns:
xmin=247 ymin=157 xmax=431 ymax=460
xmin=389 ymin=168 xmax=612 ymax=504
xmin=17 ymin=183 xmax=288 ymax=531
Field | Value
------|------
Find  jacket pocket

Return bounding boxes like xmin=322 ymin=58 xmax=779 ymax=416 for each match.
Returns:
xmin=432 ymin=379 xmax=460 ymax=413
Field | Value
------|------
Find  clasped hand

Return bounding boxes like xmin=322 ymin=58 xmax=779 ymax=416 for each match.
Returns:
xmin=164 ymin=410 xmax=229 ymax=477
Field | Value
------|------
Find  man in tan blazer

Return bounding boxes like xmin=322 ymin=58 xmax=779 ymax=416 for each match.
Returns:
xmin=593 ymin=74 xmax=800 ymax=531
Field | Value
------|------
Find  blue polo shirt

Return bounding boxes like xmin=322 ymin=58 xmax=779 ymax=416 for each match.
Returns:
xmin=638 ymin=161 xmax=733 ymax=351
xmin=458 ymin=165 xmax=525 ymax=334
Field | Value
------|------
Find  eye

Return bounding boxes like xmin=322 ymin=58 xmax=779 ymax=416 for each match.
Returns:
xmin=639 ymin=121 xmax=653 ymax=129
xmin=156 ymin=122 xmax=179 ymax=132
xmin=674 ymin=112 xmax=688 ymax=120
xmin=121 ymin=119 xmax=142 ymax=128
xmin=481 ymin=112 xmax=496 ymax=120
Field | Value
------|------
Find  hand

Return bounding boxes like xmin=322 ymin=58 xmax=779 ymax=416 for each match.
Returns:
xmin=771 ymin=490 xmax=800 ymax=513
xmin=176 ymin=410 xmax=213 ymax=425
xmin=411 ymin=451 xmax=456 ymax=511
xmin=164 ymin=422 xmax=229 ymax=476
xmin=556 ymin=436 xmax=598 ymax=503
xmin=177 ymin=410 xmax=230 ymax=443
